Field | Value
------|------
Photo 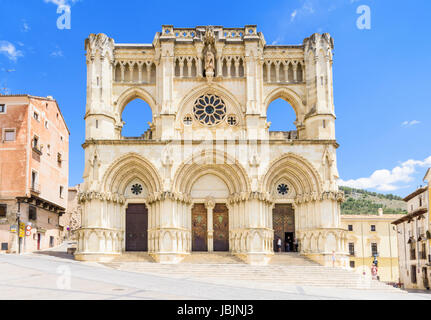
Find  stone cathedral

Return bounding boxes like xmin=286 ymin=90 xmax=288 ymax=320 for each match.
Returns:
xmin=76 ymin=25 xmax=348 ymax=266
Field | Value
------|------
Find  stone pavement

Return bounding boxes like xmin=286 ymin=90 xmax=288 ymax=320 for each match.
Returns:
xmin=1 ymin=245 xmax=431 ymax=300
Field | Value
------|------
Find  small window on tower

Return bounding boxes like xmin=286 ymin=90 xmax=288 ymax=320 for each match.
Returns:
xmin=183 ymin=115 xmax=193 ymax=126
xmin=227 ymin=115 xmax=238 ymax=126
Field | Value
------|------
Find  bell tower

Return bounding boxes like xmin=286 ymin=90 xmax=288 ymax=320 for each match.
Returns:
xmin=303 ymin=33 xmax=335 ymax=140
xmin=84 ymin=33 xmax=116 ymax=140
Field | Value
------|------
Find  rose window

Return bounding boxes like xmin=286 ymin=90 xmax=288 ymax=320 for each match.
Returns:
xmin=277 ymin=183 xmax=289 ymax=195
xmin=193 ymin=94 xmax=226 ymax=125
xmin=131 ymin=184 xmax=143 ymax=195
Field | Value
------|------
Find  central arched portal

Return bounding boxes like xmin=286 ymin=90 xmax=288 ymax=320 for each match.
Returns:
xmin=125 ymin=203 xmax=148 ymax=251
xmin=191 ymin=202 xmax=229 ymax=252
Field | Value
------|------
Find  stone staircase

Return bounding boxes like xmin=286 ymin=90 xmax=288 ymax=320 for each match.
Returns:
xmin=100 ymin=252 xmax=403 ymax=292
xmin=181 ymin=252 xmax=245 ymax=264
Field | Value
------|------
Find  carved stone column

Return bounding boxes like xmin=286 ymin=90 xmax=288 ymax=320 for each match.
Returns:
xmin=205 ymin=197 xmax=215 ymax=252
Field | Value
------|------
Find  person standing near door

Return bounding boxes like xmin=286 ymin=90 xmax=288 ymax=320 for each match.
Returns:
xmin=285 ymin=239 xmax=290 ymax=252
xmin=277 ymin=237 xmax=282 ymax=252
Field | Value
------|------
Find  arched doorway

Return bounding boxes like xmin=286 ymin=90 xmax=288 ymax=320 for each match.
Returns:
xmin=190 ymin=173 xmax=230 ymax=252
xmin=125 ymin=203 xmax=148 ymax=251
xmin=273 ymin=203 xmax=295 ymax=252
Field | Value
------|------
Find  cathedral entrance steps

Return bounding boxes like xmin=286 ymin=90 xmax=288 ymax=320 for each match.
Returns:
xmin=181 ymin=252 xmax=245 ymax=264
xmin=111 ymin=252 xmax=156 ymax=262
xmin=268 ymin=253 xmax=320 ymax=266
xmin=99 ymin=260 xmax=403 ymax=291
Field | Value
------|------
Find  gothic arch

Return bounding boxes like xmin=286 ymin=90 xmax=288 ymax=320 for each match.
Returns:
xmin=102 ymin=152 xmax=162 ymax=195
xmin=115 ymin=87 xmax=157 ymax=117
xmin=261 ymin=152 xmax=322 ymax=197
xmin=172 ymin=149 xmax=251 ymax=195
xmin=175 ymin=83 xmax=244 ymax=125
xmin=264 ymin=86 xmax=305 ymax=121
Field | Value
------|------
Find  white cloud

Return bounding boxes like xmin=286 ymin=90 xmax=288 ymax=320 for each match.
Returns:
xmin=290 ymin=1 xmax=315 ymax=23
xmin=51 ymin=46 xmax=64 ymax=57
xmin=338 ymin=156 xmax=431 ymax=192
xmin=43 ymin=0 xmax=80 ymax=9
xmin=22 ymin=20 xmax=30 ymax=32
xmin=0 ymin=41 xmax=23 ymax=62
xmin=401 ymin=120 xmax=420 ymax=127
xmin=290 ymin=10 xmax=298 ymax=22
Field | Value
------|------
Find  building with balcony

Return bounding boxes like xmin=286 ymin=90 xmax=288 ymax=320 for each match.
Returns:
xmin=341 ymin=208 xmax=401 ymax=283
xmin=0 ymin=94 xmax=69 ymax=253
xmin=393 ymin=172 xmax=431 ymax=290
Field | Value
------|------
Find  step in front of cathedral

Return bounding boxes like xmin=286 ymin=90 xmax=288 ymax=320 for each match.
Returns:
xmin=98 ymin=252 xmax=403 ymax=292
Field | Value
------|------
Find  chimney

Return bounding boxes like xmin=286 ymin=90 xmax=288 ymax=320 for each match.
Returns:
xmin=378 ymin=208 xmax=383 ymax=216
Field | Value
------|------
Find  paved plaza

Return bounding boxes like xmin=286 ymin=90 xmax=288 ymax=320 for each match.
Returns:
xmin=0 ymin=245 xmax=431 ymax=300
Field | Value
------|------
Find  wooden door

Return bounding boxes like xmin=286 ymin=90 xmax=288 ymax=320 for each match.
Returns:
xmin=125 ymin=204 xmax=148 ymax=251
xmin=272 ymin=204 xmax=295 ymax=252
xmin=213 ymin=203 xmax=229 ymax=251
xmin=192 ymin=203 xmax=207 ymax=251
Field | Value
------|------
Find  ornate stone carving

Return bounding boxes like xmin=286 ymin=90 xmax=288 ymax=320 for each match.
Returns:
xmin=85 ymin=33 xmax=114 ymax=61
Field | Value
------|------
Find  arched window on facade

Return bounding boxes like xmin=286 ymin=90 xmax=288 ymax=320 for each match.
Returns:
xmin=121 ymin=98 xmax=153 ymax=138
xmin=267 ymin=98 xmax=297 ymax=139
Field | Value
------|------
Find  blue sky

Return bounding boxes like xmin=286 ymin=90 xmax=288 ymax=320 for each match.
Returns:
xmin=0 ymin=0 xmax=430 ymax=196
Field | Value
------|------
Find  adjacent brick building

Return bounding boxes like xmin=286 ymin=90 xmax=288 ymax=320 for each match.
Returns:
xmin=0 ymin=94 xmax=69 ymax=253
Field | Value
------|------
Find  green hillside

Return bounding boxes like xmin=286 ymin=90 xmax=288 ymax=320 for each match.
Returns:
xmin=339 ymin=186 xmax=407 ymax=215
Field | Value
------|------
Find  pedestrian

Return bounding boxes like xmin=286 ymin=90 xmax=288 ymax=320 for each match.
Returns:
xmin=332 ymin=250 xmax=336 ymax=267
xmin=277 ymin=237 xmax=282 ymax=252
xmin=285 ymin=240 xmax=290 ymax=252
xmin=293 ymin=237 xmax=298 ymax=252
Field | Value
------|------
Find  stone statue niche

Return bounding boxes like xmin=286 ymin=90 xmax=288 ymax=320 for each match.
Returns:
xmin=203 ymin=27 xmax=216 ymax=81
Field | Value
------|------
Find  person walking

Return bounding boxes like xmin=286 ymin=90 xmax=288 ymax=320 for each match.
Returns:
xmin=371 ymin=264 xmax=378 ymax=280
xmin=332 ymin=250 xmax=336 ymax=267
xmin=293 ymin=237 xmax=298 ymax=252
xmin=277 ymin=237 xmax=282 ymax=252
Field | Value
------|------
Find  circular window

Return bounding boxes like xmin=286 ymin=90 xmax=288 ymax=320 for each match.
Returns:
xmin=131 ymin=184 xmax=143 ymax=195
xmin=193 ymin=94 xmax=226 ymax=126
xmin=277 ymin=183 xmax=289 ymax=195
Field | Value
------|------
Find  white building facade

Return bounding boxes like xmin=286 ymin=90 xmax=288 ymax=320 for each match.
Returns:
xmin=393 ymin=179 xmax=430 ymax=290
xmin=76 ymin=25 xmax=347 ymax=265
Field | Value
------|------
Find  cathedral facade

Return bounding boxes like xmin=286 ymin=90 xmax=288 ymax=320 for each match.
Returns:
xmin=76 ymin=25 xmax=347 ymax=266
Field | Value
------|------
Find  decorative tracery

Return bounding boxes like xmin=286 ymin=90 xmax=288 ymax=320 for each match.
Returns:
xmin=193 ymin=94 xmax=226 ymax=126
